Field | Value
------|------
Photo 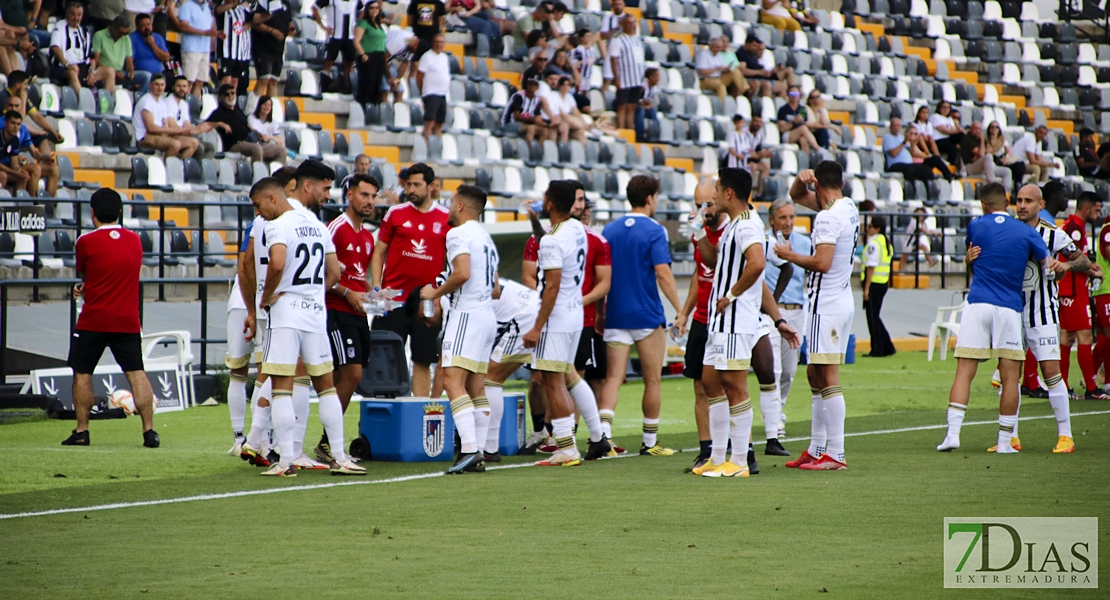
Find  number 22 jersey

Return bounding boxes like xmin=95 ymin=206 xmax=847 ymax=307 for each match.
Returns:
xmin=264 ymin=209 xmax=336 ymax=332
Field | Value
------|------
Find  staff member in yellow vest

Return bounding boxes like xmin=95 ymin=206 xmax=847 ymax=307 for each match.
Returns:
xmin=862 ymin=215 xmax=896 ymax=357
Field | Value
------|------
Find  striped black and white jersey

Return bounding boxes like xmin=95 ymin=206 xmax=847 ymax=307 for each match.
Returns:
xmin=501 ymin=90 xmax=541 ymax=125
xmin=49 ymin=20 xmax=91 ymax=67
xmin=220 ymin=2 xmax=253 ymax=61
xmin=569 ymin=45 xmax=596 ymax=92
xmin=707 ymin=210 xmax=765 ymax=334
xmin=317 ymin=0 xmax=359 ymax=41
xmin=608 ymin=32 xmax=644 ymax=90
xmin=1023 ymin=220 xmax=1079 ymax=328
xmin=804 ymin=197 xmax=859 ymax=315
xmin=600 ymin=11 xmax=622 ymax=35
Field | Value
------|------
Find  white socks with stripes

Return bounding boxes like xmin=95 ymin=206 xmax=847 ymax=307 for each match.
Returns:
xmin=484 ymin=383 xmax=504 ymax=454
xmin=316 ymin=388 xmax=347 ymax=462
xmin=1046 ymin=375 xmax=1072 ymax=438
xmin=728 ymin=400 xmax=753 ymax=465
xmin=567 ymin=378 xmax=604 ymax=443
xmin=821 ymin=386 xmax=846 ymax=463
xmin=807 ymin=389 xmax=826 ymax=458
xmin=708 ymin=396 xmax=730 ymax=464
xmin=450 ymin=395 xmax=478 ymax=454
xmin=759 ymin=383 xmax=781 ymax=440
xmin=228 ymin=373 xmax=247 ymax=437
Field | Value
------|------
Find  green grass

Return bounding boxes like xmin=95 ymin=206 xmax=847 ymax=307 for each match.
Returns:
xmin=1 ymin=352 xmax=1109 ymax=599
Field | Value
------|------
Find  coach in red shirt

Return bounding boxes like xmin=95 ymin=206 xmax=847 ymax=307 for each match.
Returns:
xmin=63 ymin=188 xmax=159 ymax=448
xmin=370 ymin=163 xmax=450 ymax=397
xmin=326 ymin=172 xmax=379 ymax=414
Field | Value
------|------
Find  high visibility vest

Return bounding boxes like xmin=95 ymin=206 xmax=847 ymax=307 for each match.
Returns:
xmin=861 ymin=234 xmax=892 ymax=285
xmin=1095 ymin=225 xmax=1110 ymax=297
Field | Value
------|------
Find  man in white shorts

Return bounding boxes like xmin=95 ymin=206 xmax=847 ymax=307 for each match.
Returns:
xmin=775 ymin=161 xmax=859 ymax=471
xmin=251 ymin=177 xmax=365 ymax=477
xmin=419 ymin=186 xmax=500 ymax=474
xmin=224 ymin=229 xmax=256 ymax=457
xmin=483 ymin=278 xmax=541 ymax=462
xmin=936 ymin=183 xmax=1049 ymax=454
xmin=523 ymin=180 xmax=611 ymax=466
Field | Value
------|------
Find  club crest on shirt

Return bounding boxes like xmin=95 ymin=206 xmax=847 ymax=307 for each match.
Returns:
xmin=109 ymin=231 xmax=120 ymax=239
xmin=433 ymin=222 xmax=443 ymax=234
xmin=423 ymin=402 xmax=446 ymax=457
xmin=624 ymin=218 xmax=635 ymax=227
xmin=995 ymin=216 xmax=1006 ymax=224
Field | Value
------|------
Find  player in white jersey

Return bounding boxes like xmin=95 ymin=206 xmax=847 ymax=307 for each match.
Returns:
xmin=775 ymin=161 xmax=859 ymax=470
xmin=251 ymin=177 xmax=365 ymax=477
xmin=223 ymin=226 xmax=256 ymax=457
xmin=1005 ymin=185 xmax=1085 ymax=453
xmin=481 ymin=278 xmax=541 ymax=461
xmin=419 ymin=186 xmax=500 ymax=474
xmin=522 ymin=180 xmax=611 ymax=466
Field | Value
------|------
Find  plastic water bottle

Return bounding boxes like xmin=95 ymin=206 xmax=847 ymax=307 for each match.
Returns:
xmin=423 ymin=299 xmax=436 ymax=318
xmin=776 ymin=231 xmax=787 ymax=246
xmin=668 ymin=323 xmax=688 ymax=349
xmin=363 ymin=288 xmax=403 ymax=316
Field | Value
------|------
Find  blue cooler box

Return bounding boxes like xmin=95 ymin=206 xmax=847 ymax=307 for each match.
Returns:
xmin=498 ymin=392 xmax=526 ymax=456
xmin=358 ymin=397 xmax=456 ymax=462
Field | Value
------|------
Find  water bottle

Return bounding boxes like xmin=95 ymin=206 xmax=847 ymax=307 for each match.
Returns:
xmin=423 ymin=299 xmax=436 ymax=318
xmin=668 ymin=323 xmax=688 ymax=349
xmin=776 ymin=231 xmax=787 ymax=246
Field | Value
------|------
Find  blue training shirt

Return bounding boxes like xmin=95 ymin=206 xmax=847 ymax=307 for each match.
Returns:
xmin=602 ymin=213 xmax=671 ymax=329
xmin=239 ymin=221 xmax=253 ymax=253
xmin=966 ymin=211 xmax=1048 ymax=313
xmin=764 ymin=230 xmax=811 ymax=306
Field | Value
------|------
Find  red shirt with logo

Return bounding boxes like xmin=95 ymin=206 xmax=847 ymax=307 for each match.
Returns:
xmin=1058 ymin=214 xmax=1089 ymax=298
xmin=326 ymin=213 xmax=375 ymax=315
xmin=523 ymin=227 xmax=610 ymax=327
xmin=692 ymin=219 xmax=729 ymax=325
xmin=377 ymin=202 xmax=450 ymax=299
xmin=524 ymin=234 xmax=539 ymax=262
xmin=75 ymin=225 xmax=143 ymax=333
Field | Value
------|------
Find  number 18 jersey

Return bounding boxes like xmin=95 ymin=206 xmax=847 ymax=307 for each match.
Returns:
xmin=537 ymin=219 xmax=587 ymax=333
xmin=445 ymin=220 xmax=499 ymax=312
xmin=264 ymin=209 xmax=336 ymax=332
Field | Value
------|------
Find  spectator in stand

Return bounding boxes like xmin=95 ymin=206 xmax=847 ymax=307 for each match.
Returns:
xmin=805 ymin=89 xmax=831 ymax=149
xmin=207 ymin=83 xmax=284 ymax=163
xmin=134 ymin=74 xmax=200 ymax=157
xmin=447 ymin=0 xmax=501 ymax=52
xmin=634 ymin=66 xmax=660 ymax=142
xmin=354 ymin=1 xmax=388 ymax=105
xmin=86 ymin=0 xmax=125 ymax=30
xmin=501 ymin=77 xmax=548 ymax=142
xmin=124 ymin=0 xmax=157 ymax=28
xmin=0 ymin=0 xmax=39 ymax=70
xmin=912 ymin=105 xmax=942 ymax=156
xmin=339 ymin=152 xmax=371 ymax=196
xmin=0 ymin=71 xmax=65 ymax=151
xmin=522 ymin=47 xmax=548 ymax=88
xmin=928 ymin=100 xmax=965 ymax=168
xmin=314 ymin=0 xmax=359 ymax=94
xmin=903 ymin=206 xmax=938 ymax=266
xmin=216 ymin=0 xmax=253 ymax=96
xmin=598 ymin=0 xmax=625 ymax=90
xmin=130 ymin=13 xmax=170 ymax=82
xmin=49 ymin=2 xmax=95 ymax=94
xmin=251 ymin=0 xmax=292 ymax=100
xmin=718 ymin=36 xmax=740 ymax=70
xmin=760 ymin=0 xmax=817 ymax=32
xmin=0 ymin=110 xmax=58 ymax=196
xmin=540 ymin=70 xmax=570 ymax=141
xmin=1 ymin=97 xmax=59 ymax=196
xmin=727 ymin=114 xmax=772 ymax=198
xmin=417 ymin=33 xmax=450 ymax=143
xmin=548 ymin=74 xmax=590 ymax=144
xmin=1075 ymin=127 xmax=1109 ymax=179
xmin=91 ymin=16 xmax=150 ymax=94
xmin=568 ymin=29 xmax=596 ymax=111
xmin=883 ymin=117 xmax=948 ymax=182
xmin=542 ymin=2 xmax=569 ymax=45
xmin=961 ymin=120 xmax=1012 ymax=192
xmin=248 ymin=95 xmax=285 ymax=153
xmin=511 ymin=2 xmax=552 ymax=59
xmin=735 ymin=34 xmax=793 ymax=98
xmin=548 ymin=48 xmax=578 ymax=86
xmin=1012 ymin=125 xmax=1056 ymax=183
xmin=984 ymin=120 xmax=1025 ymax=191
xmin=776 ymin=85 xmax=819 ymax=152
xmin=385 ymin=28 xmax=419 ymax=103
xmin=165 ymin=75 xmax=219 ymax=159
xmin=906 ymin=124 xmax=954 ymax=181
xmin=696 ymin=37 xmax=747 ymax=101
xmin=169 ymin=0 xmax=217 ymax=99
xmin=609 ymin=13 xmax=643 ymax=131
xmin=407 ymin=0 xmax=445 ymax=59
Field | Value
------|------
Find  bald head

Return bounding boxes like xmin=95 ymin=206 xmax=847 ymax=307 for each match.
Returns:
xmin=694 ymin=177 xmax=723 ymax=227
xmin=1017 ymin=184 xmax=1042 ymax=203
xmin=1015 ymin=183 xmax=1045 ymax=225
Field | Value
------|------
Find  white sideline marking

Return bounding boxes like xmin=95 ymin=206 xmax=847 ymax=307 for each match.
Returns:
xmin=3 ymin=410 xmax=1108 ymax=521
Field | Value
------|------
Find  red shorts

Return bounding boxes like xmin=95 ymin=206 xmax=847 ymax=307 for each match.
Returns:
xmin=1060 ymin=296 xmax=1093 ymax=331
xmin=1089 ymin=295 xmax=1110 ymax=330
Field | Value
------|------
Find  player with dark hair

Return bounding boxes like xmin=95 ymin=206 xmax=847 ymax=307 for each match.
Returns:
xmin=62 ymin=188 xmax=159 ymax=448
xmin=1060 ymin=191 xmax=1109 ymax=399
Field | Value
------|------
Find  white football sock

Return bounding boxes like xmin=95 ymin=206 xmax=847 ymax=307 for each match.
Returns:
xmin=598 ymin=409 xmax=615 ymax=439
xmin=473 ymin=396 xmax=491 ymax=455
xmin=450 ymin=395 xmax=478 ymax=454
xmin=1046 ymin=375 xmax=1072 ymax=438
xmin=551 ymin=415 xmax=577 ymax=454
xmin=708 ymin=396 xmax=729 ymax=464
xmin=642 ymin=417 xmax=660 ymax=448
xmin=807 ymin=389 xmax=826 ymax=457
xmin=1011 ymin=394 xmax=1021 ymax=439
xmin=568 ymin=378 xmax=603 ymax=443
xmin=228 ymin=374 xmax=247 ymax=436
xmin=728 ymin=400 xmax=753 ymax=465
xmin=246 ymin=378 xmax=272 ymax=451
xmin=759 ymin=383 xmax=781 ymax=440
xmin=270 ymin=390 xmax=296 ymax=468
xmin=822 ymin=387 xmax=846 ymax=462
xmin=292 ymin=377 xmax=311 ymax=458
xmin=484 ymin=384 xmax=504 ymax=454
xmin=997 ymin=414 xmax=1018 ymax=453
xmin=317 ymin=388 xmax=347 ymax=462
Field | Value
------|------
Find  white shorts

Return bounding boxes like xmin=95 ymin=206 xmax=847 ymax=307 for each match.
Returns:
xmin=954 ymin=303 xmax=1024 ymax=361
xmin=250 ymin=318 xmax=268 ymax=364
xmin=807 ymin=312 xmax=854 ymax=365
xmin=490 ymin=320 xmax=534 ymax=365
xmin=1023 ymin=323 xmax=1060 ymax=362
xmin=182 ymin=52 xmax=208 ymax=82
xmin=604 ymin=327 xmax=658 ymax=346
xmin=262 ymin=327 xmax=334 ymax=377
xmin=440 ymin=308 xmax=497 ymax=374
xmin=705 ymin=331 xmax=757 ymax=371
xmin=224 ymin=309 xmax=254 ymax=369
xmin=531 ymin=330 xmax=580 ymax=374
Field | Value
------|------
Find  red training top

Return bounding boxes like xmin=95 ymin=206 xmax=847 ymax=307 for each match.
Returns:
xmin=75 ymin=225 xmax=143 ymax=333
xmin=326 ymin=213 xmax=376 ymax=315
xmin=691 ymin=220 xmax=728 ymax=325
xmin=376 ymin=202 xmax=450 ymax=299
xmin=1058 ymin=214 xmax=1089 ymax=298
xmin=523 ymin=234 xmax=538 ymax=262
xmin=582 ymin=227 xmax=611 ymax=328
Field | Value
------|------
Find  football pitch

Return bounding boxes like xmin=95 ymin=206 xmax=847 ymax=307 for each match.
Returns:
xmin=1 ymin=352 xmax=1108 ymax=599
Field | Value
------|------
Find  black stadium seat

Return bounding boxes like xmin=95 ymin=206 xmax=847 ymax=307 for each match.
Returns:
xmin=129 ymin=157 xmax=149 ymax=188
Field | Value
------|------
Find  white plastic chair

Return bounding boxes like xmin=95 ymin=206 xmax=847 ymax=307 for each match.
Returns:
xmin=927 ymin=301 xmax=966 ymax=361
xmin=141 ymin=330 xmax=196 ymax=408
